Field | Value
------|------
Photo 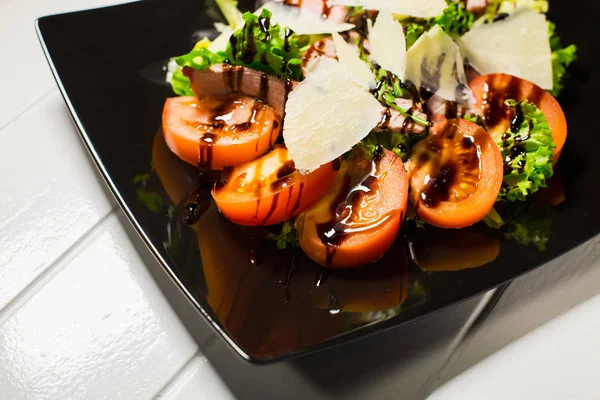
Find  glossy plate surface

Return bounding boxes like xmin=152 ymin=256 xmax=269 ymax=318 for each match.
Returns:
xmin=37 ymin=0 xmax=600 ymax=362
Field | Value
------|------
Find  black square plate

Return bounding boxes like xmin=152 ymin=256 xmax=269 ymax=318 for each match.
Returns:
xmin=37 ymin=0 xmax=600 ymax=362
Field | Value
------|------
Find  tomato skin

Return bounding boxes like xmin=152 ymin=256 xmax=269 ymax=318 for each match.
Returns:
xmin=406 ymin=118 xmax=503 ymax=229
xmin=297 ymin=149 xmax=409 ymax=269
xmin=470 ymin=73 xmax=568 ymax=161
xmin=162 ymin=96 xmax=280 ymax=170
xmin=212 ymin=146 xmax=337 ymax=226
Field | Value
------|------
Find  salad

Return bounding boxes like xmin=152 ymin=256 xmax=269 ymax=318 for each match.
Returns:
xmin=161 ymin=0 xmax=577 ymax=269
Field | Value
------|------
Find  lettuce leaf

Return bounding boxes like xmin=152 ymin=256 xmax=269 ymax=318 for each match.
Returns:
xmin=548 ymin=21 xmax=578 ymax=97
xmin=225 ymin=9 xmax=306 ymax=80
xmin=431 ymin=1 xmax=474 ymax=37
xmin=401 ymin=0 xmax=474 ymax=48
xmin=497 ymin=100 xmax=555 ymax=202
xmin=170 ymin=9 xmax=308 ymax=95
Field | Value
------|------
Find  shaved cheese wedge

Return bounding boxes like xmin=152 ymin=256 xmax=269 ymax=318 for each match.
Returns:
xmin=458 ymin=8 xmax=553 ymax=89
xmin=406 ymin=25 xmax=471 ymax=103
xmin=331 ymin=32 xmax=376 ymax=90
xmin=369 ymin=10 xmax=406 ymax=81
xmin=283 ymin=58 xmax=384 ymax=172
xmin=330 ymin=0 xmax=447 ymax=18
xmin=258 ymin=2 xmax=354 ymax=35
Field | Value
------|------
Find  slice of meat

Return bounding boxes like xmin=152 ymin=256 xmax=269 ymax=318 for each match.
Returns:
xmin=466 ymin=0 xmax=488 ymax=15
xmin=184 ymin=64 xmax=298 ymax=120
xmin=376 ymin=99 xmax=428 ymax=135
xmin=283 ymin=0 xmax=348 ymax=22
xmin=424 ymin=94 xmax=472 ymax=120
xmin=301 ymin=37 xmax=337 ymax=76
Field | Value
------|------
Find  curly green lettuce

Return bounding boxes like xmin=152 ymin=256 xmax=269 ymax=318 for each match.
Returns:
xmin=548 ymin=21 xmax=578 ymax=97
xmin=225 ymin=9 xmax=306 ymax=80
xmin=170 ymin=9 xmax=308 ymax=95
xmin=497 ymin=100 xmax=555 ymax=202
xmin=431 ymin=1 xmax=474 ymax=37
xmin=401 ymin=1 xmax=474 ymax=48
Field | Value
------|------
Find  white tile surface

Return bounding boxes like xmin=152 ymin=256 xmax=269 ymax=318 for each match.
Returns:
xmin=0 ymin=213 xmax=199 ymax=400
xmin=155 ymin=354 xmax=234 ymax=400
xmin=0 ymin=92 xmax=114 ymax=311
xmin=429 ymin=293 xmax=600 ymax=400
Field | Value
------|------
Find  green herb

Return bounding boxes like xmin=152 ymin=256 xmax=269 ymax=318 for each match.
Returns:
xmin=464 ymin=113 xmax=486 ymax=129
xmin=358 ymin=130 xmax=425 ymax=162
xmin=356 ymin=41 xmax=429 ymax=127
xmin=267 ymin=220 xmax=299 ymax=249
xmin=401 ymin=1 xmax=474 ymax=48
xmin=482 ymin=207 xmax=505 ymax=229
xmin=133 ymin=173 xmax=151 ymax=185
xmin=137 ymin=189 xmax=163 ymax=214
xmin=497 ymin=100 xmax=555 ymax=202
xmin=503 ymin=201 xmax=553 ymax=251
xmin=548 ymin=21 xmax=577 ymax=97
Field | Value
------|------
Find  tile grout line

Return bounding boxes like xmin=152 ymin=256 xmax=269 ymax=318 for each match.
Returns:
xmin=0 ymin=207 xmax=117 ymax=325
xmin=0 ymin=88 xmax=55 ymax=137
xmin=152 ymin=350 xmax=205 ymax=400
xmin=152 ymin=334 xmax=220 ymax=399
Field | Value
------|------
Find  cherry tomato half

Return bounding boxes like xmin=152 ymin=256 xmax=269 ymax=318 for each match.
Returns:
xmin=212 ymin=145 xmax=337 ymax=226
xmin=406 ymin=117 xmax=504 ymax=229
xmin=296 ymin=148 xmax=409 ymax=269
xmin=470 ymin=73 xmax=568 ymax=161
xmin=162 ymin=95 xmax=280 ymax=169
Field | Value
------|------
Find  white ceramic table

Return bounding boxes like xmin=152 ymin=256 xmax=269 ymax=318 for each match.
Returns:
xmin=3 ymin=1 xmax=600 ymax=399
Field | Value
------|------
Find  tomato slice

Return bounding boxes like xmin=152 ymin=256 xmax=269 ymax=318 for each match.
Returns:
xmin=470 ymin=73 xmax=568 ymax=161
xmin=296 ymin=148 xmax=409 ymax=269
xmin=162 ymin=95 xmax=281 ymax=169
xmin=406 ymin=117 xmax=503 ymax=229
xmin=212 ymin=145 xmax=337 ymax=226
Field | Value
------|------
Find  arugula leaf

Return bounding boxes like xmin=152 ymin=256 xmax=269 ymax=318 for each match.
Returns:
xmin=548 ymin=21 xmax=577 ymax=97
xmin=464 ymin=113 xmax=486 ymax=128
xmin=497 ymin=100 xmax=555 ymax=202
xmin=356 ymin=41 xmax=429 ymax=127
xmin=358 ymin=130 xmax=425 ymax=162
xmin=267 ymin=220 xmax=299 ymax=249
